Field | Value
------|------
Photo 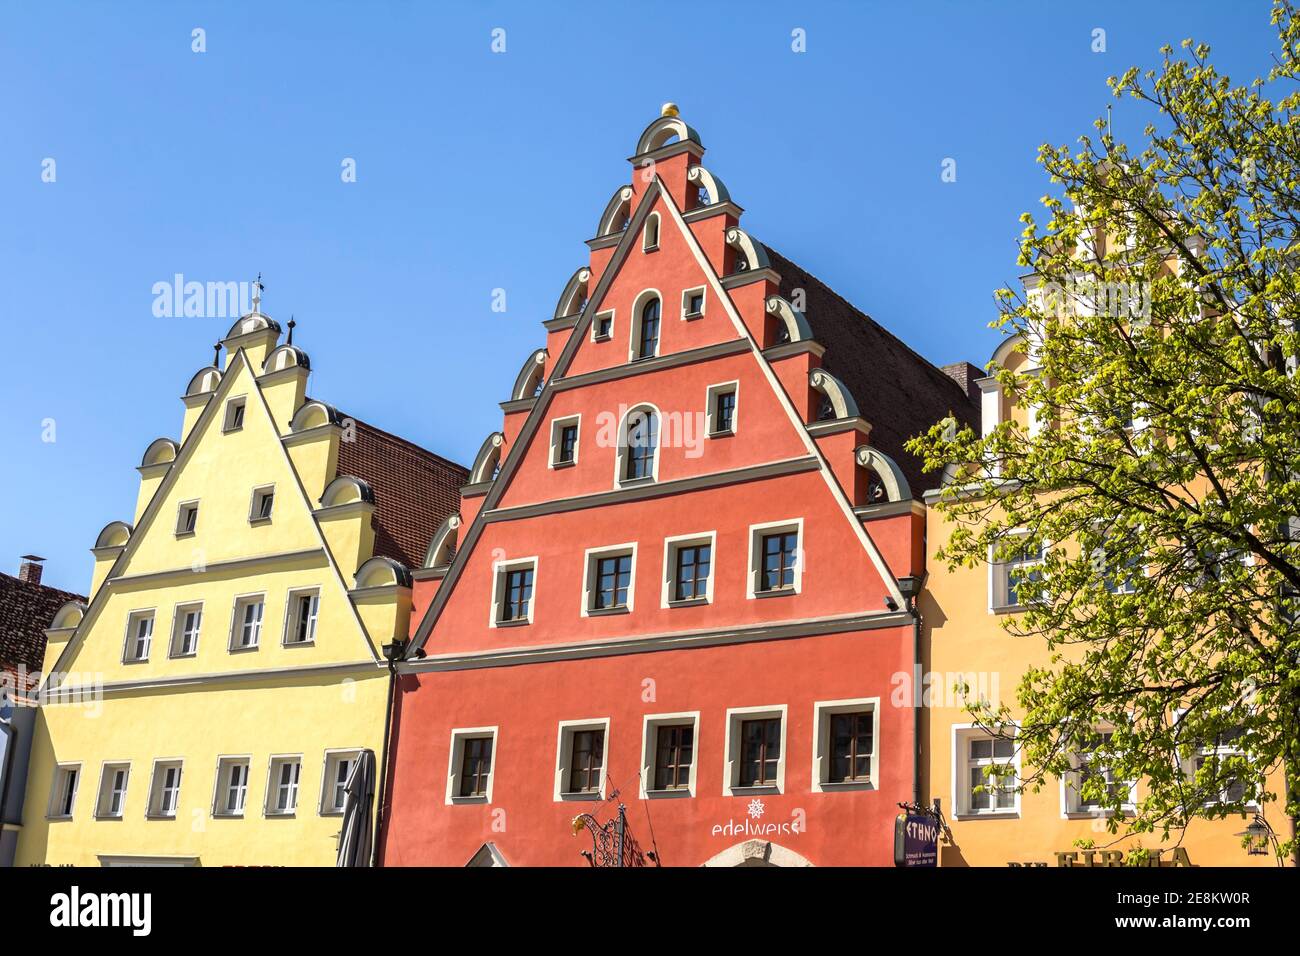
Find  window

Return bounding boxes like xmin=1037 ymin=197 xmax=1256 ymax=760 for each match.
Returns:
xmin=95 ymin=763 xmax=130 ymax=819
xmin=123 ymin=610 xmax=154 ymax=662
xmin=322 ymin=751 xmax=360 ymax=814
xmin=663 ymin=533 xmax=714 ymax=605
xmin=813 ymin=699 xmax=879 ymax=791
xmin=1182 ymin=725 xmax=1252 ymax=807
xmin=1093 ymin=542 xmax=1141 ymax=594
xmin=223 ymin=397 xmax=246 ymax=432
xmin=593 ymin=310 xmax=614 ymax=342
xmin=619 ymin=408 xmax=659 ymax=483
xmin=554 ymin=719 xmax=609 ymax=800
xmin=230 ymin=595 xmax=264 ymax=650
xmin=706 ymin=382 xmax=738 ymax=435
xmin=266 ymin=756 xmax=302 ymax=816
xmin=724 ymin=706 xmax=786 ymax=794
xmin=681 ymin=286 xmax=706 ymax=319
xmin=953 ymin=727 xmax=1018 ymax=817
xmin=491 ymin=560 xmax=536 ymax=625
xmin=748 ymin=521 xmax=803 ymax=597
xmin=169 ymin=603 xmax=202 ymax=658
xmin=284 ymin=589 xmax=320 ymax=644
xmin=250 ymin=485 xmax=275 ymax=522
xmin=643 ymin=213 xmax=660 ymax=251
xmin=633 ymin=297 xmax=661 ymax=360
xmin=990 ymin=533 xmax=1045 ymax=610
xmin=1064 ymin=730 xmax=1135 ymax=816
xmin=640 ymin=713 xmax=700 ymax=798
xmin=446 ymin=729 xmax=498 ymax=804
xmin=549 ymin=416 xmax=580 ymax=468
xmin=584 ymin=546 xmax=635 ymax=614
xmin=148 ymin=761 xmax=183 ymax=819
xmin=48 ymin=764 xmax=80 ymax=819
xmin=176 ymin=501 xmax=199 ymax=536
xmin=213 ymin=757 xmax=250 ymax=817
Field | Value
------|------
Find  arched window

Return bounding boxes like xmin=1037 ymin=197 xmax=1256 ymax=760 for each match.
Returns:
xmin=643 ymin=214 xmax=660 ymax=251
xmin=622 ymin=408 xmax=659 ymax=482
xmin=635 ymin=298 xmax=661 ymax=360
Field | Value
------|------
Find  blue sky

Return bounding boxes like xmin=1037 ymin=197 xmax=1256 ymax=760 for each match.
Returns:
xmin=0 ymin=1 xmax=1279 ymax=592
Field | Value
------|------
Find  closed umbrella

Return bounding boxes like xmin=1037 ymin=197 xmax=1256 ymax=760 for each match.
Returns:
xmin=335 ymin=749 xmax=375 ymax=867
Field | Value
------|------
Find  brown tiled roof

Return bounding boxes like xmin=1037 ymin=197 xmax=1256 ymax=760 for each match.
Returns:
xmin=0 ymin=572 xmax=84 ymax=678
xmin=335 ymin=418 xmax=468 ymax=570
xmin=767 ymin=249 xmax=981 ymax=491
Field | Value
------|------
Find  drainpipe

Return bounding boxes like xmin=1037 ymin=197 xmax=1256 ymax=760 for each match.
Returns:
xmin=372 ymin=638 xmax=407 ymax=867
xmin=896 ymin=575 xmax=925 ymax=807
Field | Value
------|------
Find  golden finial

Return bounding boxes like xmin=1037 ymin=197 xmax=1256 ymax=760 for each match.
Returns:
xmin=660 ymin=102 xmax=679 ymax=118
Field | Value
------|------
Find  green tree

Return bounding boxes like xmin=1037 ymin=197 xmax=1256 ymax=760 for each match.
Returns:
xmin=910 ymin=2 xmax=1300 ymax=863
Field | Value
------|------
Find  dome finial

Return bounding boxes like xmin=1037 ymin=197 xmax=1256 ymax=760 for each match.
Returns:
xmin=287 ymin=314 xmax=296 ymax=345
xmin=660 ymin=102 xmax=679 ymax=118
xmin=252 ymin=272 xmax=264 ymax=314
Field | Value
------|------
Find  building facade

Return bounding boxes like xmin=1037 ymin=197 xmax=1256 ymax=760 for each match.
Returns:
xmin=379 ymin=108 xmax=978 ymax=867
xmin=17 ymin=301 xmax=465 ymax=866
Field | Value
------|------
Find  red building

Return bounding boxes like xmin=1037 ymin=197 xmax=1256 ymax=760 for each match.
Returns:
xmin=380 ymin=108 xmax=978 ymax=867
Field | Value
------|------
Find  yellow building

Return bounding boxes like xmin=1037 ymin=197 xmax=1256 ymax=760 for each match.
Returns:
xmin=921 ymin=327 xmax=1288 ymax=868
xmin=18 ymin=297 xmax=466 ymax=866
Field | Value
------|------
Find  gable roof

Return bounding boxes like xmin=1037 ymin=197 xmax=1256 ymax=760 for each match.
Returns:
xmin=0 ymin=572 xmax=84 ymax=681
xmin=335 ymin=417 xmax=469 ymax=569
xmin=767 ymin=249 xmax=980 ymax=492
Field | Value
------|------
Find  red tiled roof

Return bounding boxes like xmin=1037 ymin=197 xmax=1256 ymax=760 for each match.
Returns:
xmin=335 ymin=418 xmax=469 ymax=570
xmin=0 ymin=572 xmax=84 ymax=677
xmin=767 ymin=249 xmax=981 ymax=491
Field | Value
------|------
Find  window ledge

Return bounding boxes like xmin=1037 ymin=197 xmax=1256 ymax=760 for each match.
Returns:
xmin=493 ymin=618 xmax=531 ymax=628
xmin=282 ymin=639 xmax=316 ymax=648
xmin=952 ymin=810 xmax=1020 ymax=821
xmin=145 ymin=814 xmax=178 ymax=821
xmin=586 ymin=605 xmax=630 ymax=617
xmin=265 ymin=812 xmax=297 ymax=819
xmin=249 ymin=517 xmax=272 ymax=526
xmin=617 ymin=476 xmax=656 ymax=489
xmin=817 ymin=779 xmax=876 ymax=793
xmin=212 ymin=812 xmax=245 ymax=820
xmin=174 ymin=531 xmax=196 ymax=540
xmin=753 ymin=588 xmax=796 ymax=600
xmin=551 ymin=460 xmax=576 ymax=470
xmin=169 ymin=652 xmax=198 ymax=660
xmin=990 ymin=604 xmax=1027 ymax=615
xmin=448 ymin=795 xmax=489 ymax=806
xmin=707 ymin=429 xmax=735 ymax=439
xmin=557 ymin=791 xmax=604 ymax=803
xmin=122 ymin=658 xmax=149 ymax=665
xmin=683 ymin=311 xmax=703 ymax=320
xmin=644 ymin=788 xmax=694 ymax=800
xmin=228 ymin=644 xmax=259 ymax=654
xmin=728 ymin=785 xmax=781 ymax=797
xmin=666 ymin=597 xmax=709 ymax=609
xmin=1063 ymin=809 xmax=1131 ymax=820
xmin=46 ymin=814 xmax=73 ymax=822
xmin=93 ymin=814 xmax=125 ymax=821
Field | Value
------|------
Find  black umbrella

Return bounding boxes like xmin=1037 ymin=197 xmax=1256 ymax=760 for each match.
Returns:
xmin=335 ymin=749 xmax=375 ymax=867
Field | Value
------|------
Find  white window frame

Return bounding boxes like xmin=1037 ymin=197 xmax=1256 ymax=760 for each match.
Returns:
xmin=640 ymin=711 xmax=700 ymax=798
xmin=988 ymin=529 xmax=1046 ymax=613
xmin=705 ymin=380 xmax=739 ymax=437
xmin=591 ymin=309 xmax=615 ymax=343
xmin=661 ymin=531 xmax=716 ymax=607
xmin=548 ymin=414 xmax=581 ymax=469
xmin=228 ymin=592 xmax=265 ymax=652
xmin=282 ymin=587 xmax=321 ymax=646
xmin=122 ymin=609 xmax=156 ymax=663
xmin=681 ymin=285 xmax=706 ymax=320
xmin=489 ymin=557 xmax=537 ymax=628
xmin=168 ymin=601 xmax=204 ymax=659
xmin=146 ymin=759 xmax=184 ymax=819
xmin=321 ymin=748 xmax=363 ymax=815
xmin=1173 ymin=709 xmax=1258 ymax=809
xmin=952 ymin=724 xmax=1021 ymax=819
xmin=554 ymin=718 xmax=611 ymax=802
xmin=642 ymin=212 xmax=660 ymax=252
xmin=1060 ymin=726 xmax=1137 ymax=818
xmin=211 ymin=755 xmax=252 ymax=818
xmin=614 ymin=404 xmax=661 ymax=488
xmin=264 ymin=754 xmax=303 ymax=817
xmin=222 ymin=396 xmax=247 ymax=432
xmin=746 ymin=519 xmax=804 ymax=598
xmin=444 ymin=728 xmax=498 ymax=806
xmin=723 ymin=705 xmax=787 ymax=796
xmin=175 ymin=499 xmax=199 ymax=537
xmin=47 ymin=763 xmax=81 ymax=820
xmin=94 ymin=761 xmax=131 ymax=820
xmin=628 ymin=289 xmax=663 ymax=363
xmin=581 ymin=543 xmax=638 ymax=617
xmin=811 ymin=697 xmax=880 ymax=793
xmin=249 ymin=484 xmax=276 ymax=523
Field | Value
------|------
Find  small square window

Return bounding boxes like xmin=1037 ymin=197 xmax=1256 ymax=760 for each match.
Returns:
xmin=663 ymin=533 xmax=714 ymax=606
xmin=555 ymin=722 xmax=608 ymax=800
xmin=584 ymin=546 xmax=635 ymax=615
xmin=223 ymin=398 xmax=247 ymax=432
xmin=748 ymin=521 xmax=803 ymax=597
xmin=706 ymin=382 xmax=738 ymax=436
xmin=953 ymin=726 xmax=1019 ymax=818
xmin=48 ymin=764 xmax=81 ymax=819
xmin=1064 ymin=729 xmax=1135 ymax=816
xmin=176 ymin=501 xmax=199 ymax=536
xmin=249 ymin=485 xmax=275 ymax=522
xmin=123 ymin=610 xmax=155 ymax=663
xmin=284 ymin=589 xmax=320 ymax=645
xmin=681 ymin=287 xmax=706 ymax=319
xmin=990 ymin=533 xmax=1045 ymax=611
xmin=213 ymin=757 xmax=250 ymax=817
xmin=322 ymin=750 xmax=362 ymax=815
xmin=266 ymin=756 xmax=302 ymax=816
xmin=169 ymin=602 xmax=203 ymax=658
xmin=593 ymin=310 xmax=615 ymax=342
xmin=492 ymin=560 xmax=536 ymax=626
xmin=96 ymin=763 xmax=130 ymax=819
xmin=443 ymin=731 xmax=496 ymax=804
xmin=148 ymin=760 xmax=184 ymax=819
xmin=230 ymin=595 xmax=264 ymax=650
xmin=549 ymin=416 xmax=580 ymax=468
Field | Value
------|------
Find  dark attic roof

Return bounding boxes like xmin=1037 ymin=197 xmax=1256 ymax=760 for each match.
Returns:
xmin=0 ymin=572 xmax=84 ymax=680
xmin=766 ymin=249 xmax=981 ymax=492
xmin=335 ymin=418 xmax=469 ymax=570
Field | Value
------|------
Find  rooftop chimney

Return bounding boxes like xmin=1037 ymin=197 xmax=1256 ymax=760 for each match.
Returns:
xmin=18 ymin=554 xmax=45 ymax=586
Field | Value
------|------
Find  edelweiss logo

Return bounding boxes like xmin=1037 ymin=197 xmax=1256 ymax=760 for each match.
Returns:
xmin=49 ymin=886 xmax=151 ymax=937
xmin=711 ymin=801 xmax=805 ymax=838
xmin=747 ymin=798 xmax=766 ymax=819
